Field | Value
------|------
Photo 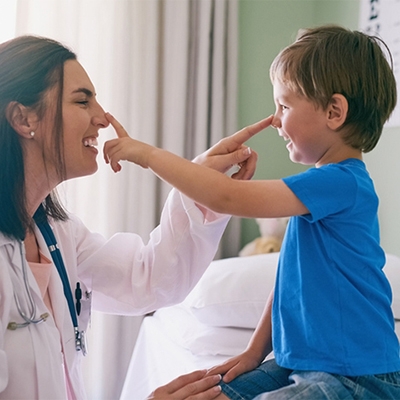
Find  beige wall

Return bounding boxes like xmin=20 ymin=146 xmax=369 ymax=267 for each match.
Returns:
xmin=238 ymin=0 xmax=400 ymax=257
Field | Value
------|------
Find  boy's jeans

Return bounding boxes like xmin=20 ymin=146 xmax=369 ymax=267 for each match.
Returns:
xmin=220 ymin=359 xmax=400 ymax=399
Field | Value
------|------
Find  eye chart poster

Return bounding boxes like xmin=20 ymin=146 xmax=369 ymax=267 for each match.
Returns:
xmin=359 ymin=0 xmax=400 ymax=127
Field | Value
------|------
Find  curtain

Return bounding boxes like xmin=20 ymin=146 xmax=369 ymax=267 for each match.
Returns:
xmin=8 ymin=0 xmax=238 ymax=398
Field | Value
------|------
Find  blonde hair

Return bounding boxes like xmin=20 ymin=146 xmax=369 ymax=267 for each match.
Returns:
xmin=270 ymin=25 xmax=397 ymax=152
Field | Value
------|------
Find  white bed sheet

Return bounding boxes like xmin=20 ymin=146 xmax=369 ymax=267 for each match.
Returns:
xmin=120 ymin=309 xmax=234 ymax=399
xmin=120 ymin=253 xmax=400 ymax=400
xmin=121 ymin=313 xmax=400 ymax=400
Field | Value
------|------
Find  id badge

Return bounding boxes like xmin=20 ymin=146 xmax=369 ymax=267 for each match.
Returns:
xmin=75 ymin=328 xmax=88 ymax=356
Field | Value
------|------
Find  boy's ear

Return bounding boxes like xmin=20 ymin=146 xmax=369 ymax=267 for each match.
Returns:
xmin=5 ymin=101 xmax=38 ymax=138
xmin=326 ymin=94 xmax=348 ymax=130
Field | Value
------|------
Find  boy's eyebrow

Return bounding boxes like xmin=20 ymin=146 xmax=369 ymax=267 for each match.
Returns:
xmin=274 ymin=95 xmax=287 ymax=103
xmin=72 ymin=87 xmax=94 ymax=97
xmin=276 ymin=93 xmax=292 ymax=103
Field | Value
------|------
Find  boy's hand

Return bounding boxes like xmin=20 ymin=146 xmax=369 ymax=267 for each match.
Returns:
xmin=103 ymin=113 xmax=154 ymax=172
xmin=147 ymin=370 xmax=222 ymax=400
xmin=193 ymin=116 xmax=273 ymax=180
xmin=103 ymin=113 xmax=273 ymax=178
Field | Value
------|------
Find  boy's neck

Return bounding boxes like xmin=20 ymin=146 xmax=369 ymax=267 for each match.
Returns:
xmin=315 ymin=147 xmax=362 ymax=168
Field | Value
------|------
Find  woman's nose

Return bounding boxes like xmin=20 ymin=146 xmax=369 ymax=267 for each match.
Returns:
xmin=92 ymin=103 xmax=110 ymax=129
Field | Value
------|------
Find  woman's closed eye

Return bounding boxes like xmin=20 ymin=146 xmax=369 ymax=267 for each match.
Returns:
xmin=77 ymin=100 xmax=89 ymax=107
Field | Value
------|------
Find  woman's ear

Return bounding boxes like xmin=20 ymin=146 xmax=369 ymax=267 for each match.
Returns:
xmin=5 ymin=101 xmax=38 ymax=138
xmin=326 ymin=94 xmax=348 ymax=131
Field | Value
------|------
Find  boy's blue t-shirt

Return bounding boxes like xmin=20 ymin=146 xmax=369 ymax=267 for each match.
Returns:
xmin=273 ymin=158 xmax=400 ymax=376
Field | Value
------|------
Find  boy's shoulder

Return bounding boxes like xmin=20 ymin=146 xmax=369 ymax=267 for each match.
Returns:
xmin=285 ymin=158 xmax=367 ymax=183
xmin=283 ymin=158 xmax=376 ymax=215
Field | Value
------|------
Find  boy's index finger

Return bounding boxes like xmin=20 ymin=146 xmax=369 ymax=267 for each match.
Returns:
xmin=106 ymin=112 xmax=129 ymax=138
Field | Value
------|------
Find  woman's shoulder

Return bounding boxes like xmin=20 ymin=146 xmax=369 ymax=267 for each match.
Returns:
xmin=50 ymin=212 xmax=91 ymax=242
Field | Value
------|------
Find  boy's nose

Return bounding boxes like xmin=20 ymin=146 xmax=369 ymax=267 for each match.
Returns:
xmin=271 ymin=116 xmax=281 ymax=129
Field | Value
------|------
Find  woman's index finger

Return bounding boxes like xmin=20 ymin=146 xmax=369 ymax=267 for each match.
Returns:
xmin=233 ymin=115 xmax=274 ymax=143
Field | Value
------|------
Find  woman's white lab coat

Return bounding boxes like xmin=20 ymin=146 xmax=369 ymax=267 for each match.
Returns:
xmin=0 ymin=190 xmax=229 ymax=399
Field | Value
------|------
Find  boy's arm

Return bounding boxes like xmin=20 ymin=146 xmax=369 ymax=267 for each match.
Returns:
xmin=247 ymin=288 xmax=274 ymax=361
xmin=103 ymin=114 xmax=308 ymax=219
xmin=104 ymin=113 xmax=267 ymax=180
xmin=206 ymin=289 xmax=274 ymax=383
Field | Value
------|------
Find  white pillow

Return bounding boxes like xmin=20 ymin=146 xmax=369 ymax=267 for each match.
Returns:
xmin=383 ymin=253 xmax=400 ymax=318
xmin=154 ymin=303 xmax=253 ymax=356
xmin=183 ymin=252 xmax=400 ymax=329
xmin=183 ymin=253 xmax=279 ymax=329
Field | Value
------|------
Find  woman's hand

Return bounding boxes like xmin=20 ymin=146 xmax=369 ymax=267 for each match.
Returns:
xmin=193 ymin=116 xmax=273 ymax=180
xmin=147 ymin=370 xmax=222 ymax=400
xmin=206 ymin=348 xmax=263 ymax=384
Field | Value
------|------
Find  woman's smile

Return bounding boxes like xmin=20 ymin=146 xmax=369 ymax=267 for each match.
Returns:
xmin=83 ymin=136 xmax=99 ymax=155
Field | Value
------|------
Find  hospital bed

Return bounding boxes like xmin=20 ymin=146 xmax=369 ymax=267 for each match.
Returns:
xmin=120 ymin=252 xmax=400 ymax=399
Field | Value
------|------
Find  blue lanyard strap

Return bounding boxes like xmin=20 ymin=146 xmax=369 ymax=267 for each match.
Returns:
xmin=33 ymin=206 xmax=78 ymax=330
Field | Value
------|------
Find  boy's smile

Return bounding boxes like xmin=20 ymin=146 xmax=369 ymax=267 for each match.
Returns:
xmin=272 ymin=81 xmax=347 ymax=167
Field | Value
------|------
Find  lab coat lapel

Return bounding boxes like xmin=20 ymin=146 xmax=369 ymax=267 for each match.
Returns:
xmin=47 ymin=266 xmax=77 ymax=363
xmin=6 ymin=236 xmax=45 ymax=318
xmin=3 ymin=234 xmax=68 ymax=399
xmin=35 ymin=224 xmax=78 ymax=379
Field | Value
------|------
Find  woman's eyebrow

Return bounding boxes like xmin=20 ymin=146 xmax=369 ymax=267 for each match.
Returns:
xmin=72 ymin=87 xmax=94 ymax=97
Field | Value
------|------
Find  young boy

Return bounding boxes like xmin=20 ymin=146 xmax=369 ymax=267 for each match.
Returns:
xmin=104 ymin=25 xmax=400 ymax=399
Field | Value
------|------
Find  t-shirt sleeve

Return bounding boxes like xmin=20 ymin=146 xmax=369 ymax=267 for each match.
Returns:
xmin=282 ymin=165 xmax=358 ymax=223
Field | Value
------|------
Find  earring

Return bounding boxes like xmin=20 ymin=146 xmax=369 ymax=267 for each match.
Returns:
xmin=30 ymin=131 xmax=35 ymax=137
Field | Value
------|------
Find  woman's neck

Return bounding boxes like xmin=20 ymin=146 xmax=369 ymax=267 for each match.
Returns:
xmin=24 ymin=230 xmax=41 ymax=263
xmin=23 ymin=153 xmax=60 ymax=218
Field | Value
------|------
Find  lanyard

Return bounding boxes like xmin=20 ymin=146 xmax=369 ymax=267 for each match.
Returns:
xmin=33 ymin=205 xmax=86 ymax=354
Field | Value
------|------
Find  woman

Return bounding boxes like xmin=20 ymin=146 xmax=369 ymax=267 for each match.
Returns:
xmin=0 ymin=35 xmax=263 ymax=399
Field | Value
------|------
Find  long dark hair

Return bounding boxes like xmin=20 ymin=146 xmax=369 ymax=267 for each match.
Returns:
xmin=0 ymin=35 xmax=77 ymax=240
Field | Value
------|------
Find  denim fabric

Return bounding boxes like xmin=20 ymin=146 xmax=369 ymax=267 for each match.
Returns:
xmin=220 ymin=359 xmax=400 ymax=399
xmin=333 ymin=371 xmax=400 ymax=399
xmin=220 ymin=359 xmax=292 ymax=400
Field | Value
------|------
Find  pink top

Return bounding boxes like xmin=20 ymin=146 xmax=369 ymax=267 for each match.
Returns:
xmin=28 ymin=253 xmax=75 ymax=400
xmin=28 ymin=253 xmax=53 ymax=313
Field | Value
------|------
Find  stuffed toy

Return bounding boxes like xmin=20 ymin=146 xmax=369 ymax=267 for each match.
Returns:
xmin=239 ymin=217 xmax=289 ymax=256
